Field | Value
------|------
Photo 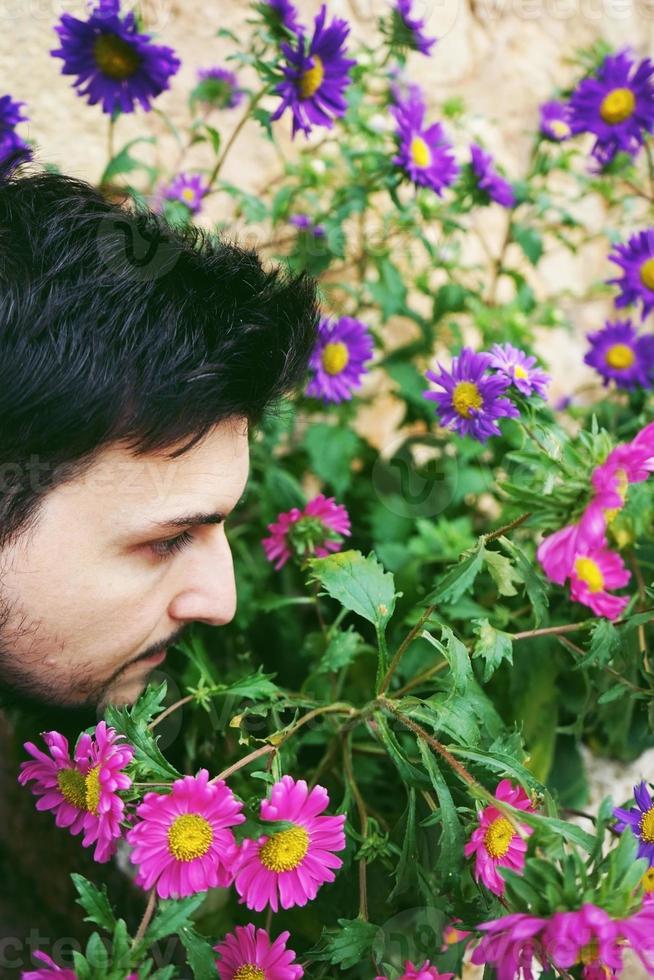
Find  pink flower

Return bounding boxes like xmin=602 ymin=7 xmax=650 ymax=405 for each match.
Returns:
xmin=375 ymin=961 xmax=454 ymax=980
xmin=214 ymin=924 xmax=304 ymax=980
xmin=18 ymin=721 xmax=133 ymax=863
xmin=21 ymin=951 xmax=76 ymax=979
xmin=470 ymin=913 xmax=547 ymax=980
xmin=464 ymin=779 xmax=534 ymax=896
xmin=441 ymin=919 xmax=470 ymax=950
xmin=542 ymin=906 xmax=623 ymax=975
xmin=233 ymin=775 xmax=346 ymax=912
xmin=620 ymin=903 xmax=654 ymax=973
xmin=126 ymin=769 xmax=244 ymax=899
xmin=569 ymin=546 xmax=631 ymax=619
xmin=262 ymin=493 xmax=351 ymax=569
xmin=537 ymin=503 xmax=606 ymax=586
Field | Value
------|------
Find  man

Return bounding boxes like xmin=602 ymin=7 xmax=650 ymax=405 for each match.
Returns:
xmin=0 ymin=161 xmax=319 ymax=712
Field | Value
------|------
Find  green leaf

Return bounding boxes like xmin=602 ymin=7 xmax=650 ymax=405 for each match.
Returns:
xmin=421 ymin=626 xmax=472 ymax=694
xmin=178 ymin=926 xmax=218 ymax=980
xmin=433 ymin=283 xmax=468 ymax=322
xmin=597 ymin=683 xmax=629 ymax=705
xmin=484 ymin=549 xmax=519 ymax=597
xmin=85 ymin=932 xmax=108 ymax=973
xmin=499 ymin=537 xmax=549 ymax=626
xmin=208 ymin=667 xmax=281 ymax=702
xmin=142 ymin=896 xmax=206 ymax=945
xmin=110 ymin=920 xmax=130 ymax=976
xmin=104 ymin=704 xmax=181 ymax=782
xmin=416 ymin=739 xmax=463 ymax=877
xmin=368 ymin=257 xmax=408 ymax=319
xmin=389 ymin=788 xmax=418 ymax=900
xmin=71 ymin=874 xmax=117 ymax=932
xmin=310 ymin=918 xmax=379 ymax=969
xmin=304 ymin=423 xmax=361 ymax=496
xmin=513 ymin=223 xmax=543 ymax=265
xmin=130 ymin=681 xmax=170 ymax=727
xmin=423 ymin=540 xmax=485 ymax=606
xmin=306 ymin=550 xmax=398 ymax=631
xmin=100 ymin=137 xmax=157 ymax=185
xmin=578 ymin=619 xmax=620 ymax=668
xmin=472 ymin=619 xmax=513 ymax=681
xmin=317 ymin=627 xmax=364 ymax=674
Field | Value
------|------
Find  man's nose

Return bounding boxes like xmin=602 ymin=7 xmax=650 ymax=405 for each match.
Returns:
xmin=167 ymin=527 xmax=237 ymax=627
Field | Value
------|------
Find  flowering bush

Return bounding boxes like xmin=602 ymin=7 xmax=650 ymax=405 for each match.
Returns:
xmin=9 ymin=0 xmax=654 ymax=977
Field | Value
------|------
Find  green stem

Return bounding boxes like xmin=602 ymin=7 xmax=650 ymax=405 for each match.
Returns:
xmin=377 ymin=604 xmax=436 ymax=695
xmin=205 ymin=88 xmax=268 ymax=192
xmin=342 ymin=732 xmax=368 ymax=921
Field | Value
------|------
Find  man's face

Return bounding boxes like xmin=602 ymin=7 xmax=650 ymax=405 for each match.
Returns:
xmin=0 ymin=419 xmax=249 ymax=710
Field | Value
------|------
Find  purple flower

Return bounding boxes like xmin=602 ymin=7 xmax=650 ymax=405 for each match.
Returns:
xmin=424 ymin=347 xmax=520 ymax=442
xmin=608 ymin=228 xmax=654 ymax=319
xmin=161 ymin=172 xmax=209 ymax=215
xmin=584 ymin=320 xmax=654 ymax=389
xmin=392 ymin=94 xmax=458 ymax=195
xmin=265 ymin=0 xmax=301 ymax=34
xmin=270 ymin=4 xmax=356 ymax=138
xmin=488 ymin=343 xmax=550 ymax=398
xmin=614 ymin=781 xmax=654 ymax=864
xmin=0 ymin=94 xmax=31 ymax=168
xmin=569 ymin=49 xmax=654 ymax=167
xmin=470 ymin=144 xmax=515 ymax=208
xmin=51 ymin=0 xmax=180 ymax=114
xmin=195 ymin=66 xmax=244 ymax=109
xmin=540 ymin=100 xmax=572 ymax=141
xmin=290 ymin=213 xmax=326 ymax=237
xmin=392 ymin=0 xmax=437 ymax=57
xmin=306 ymin=315 xmax=374 ymax=403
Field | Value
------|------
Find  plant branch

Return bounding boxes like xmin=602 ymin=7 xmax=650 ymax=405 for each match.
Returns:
xmin=131 ymin=888 xmax=157 ymax=949
xmin=342 ymin=732 xmax=368 ymax=921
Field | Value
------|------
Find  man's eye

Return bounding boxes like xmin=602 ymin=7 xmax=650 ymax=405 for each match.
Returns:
xmin=149 ymin=530 xmax=194 ymax=560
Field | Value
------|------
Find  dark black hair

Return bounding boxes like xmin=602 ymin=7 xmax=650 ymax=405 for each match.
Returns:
xmin=0 ymin=159 xmax=320 ymax=545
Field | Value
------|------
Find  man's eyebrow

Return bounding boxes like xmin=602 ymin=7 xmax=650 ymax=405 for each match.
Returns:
xmin=144 ymin=511 xmax=227 ymax=533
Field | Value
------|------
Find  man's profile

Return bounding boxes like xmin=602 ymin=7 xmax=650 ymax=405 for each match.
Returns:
xmin=0 ymin=161 xmax=319 ymax=712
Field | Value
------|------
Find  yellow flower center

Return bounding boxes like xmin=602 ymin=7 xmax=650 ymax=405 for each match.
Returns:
xmin=259 ymin=825 xmax=310 ymax=872
xmin=599 ymin=87 xmax=636 ymax=124
xmin=233 ymin=967 xmax=265 ymax=980
xmin=641 ymin=805 xmax=654 ymax=843
xmin=574 ymin=556 xmax=604 ymax=593
xmin=93 ymin=33 xmax=141 ymax=80
xmin=550 ymin=119 xmax=571 ymax=138
xmin=605 ymin=343 xmax=635 ymax=369
xmin=85 ymin=766 xmax=101 ymax=815
xmin=514 ymin=365 xmax=529 ymax=380
xmin=299 ymin=54 xmax=324 ymax=99
xmin=57 ymin=768 xmax=87 ymax=809
xmin=181 ymin=188 xmax=196 ymax=203
xmin=643 ymin=867 xmax=654 ymax=892
xmin=579 ymin=939 xmax=600 ymax=966
xmin=483 ymin=816 xmax=514 ymax=859
xmin=167 ymin=813 xmax=214 ymax=861
xmin=321 ymin=341 xmax=350 ymax=376
xmin=410 ymin=136 xmax=432 ymax=168
xmin=451 ymin=381 xmax=483 ymax=418
xmin=640 ymin=258 xmax=654 ymax=291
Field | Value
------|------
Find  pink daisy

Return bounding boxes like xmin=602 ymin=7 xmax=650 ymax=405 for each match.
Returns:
xmin=569 ymin=545 xmax=631 ymax=619
xmin=18 ymin=721 xmax=133 ymax=863
xmin=375 ymin=962 xmax=454 ymax=980
xmin=542 ymin=905 xmax=623 ymax=975
xmin=214 ymin=924 xmax=304 ymax=980
xmin=471 ymin=912 xmax=547 ymax=980
xmin=441 ymin=919 xmax=471 ymax=950
xmin=22 ymin=951 xmax=76 ymax=979
xmin=262 ymin=493 xmax=351 ymax=570
xmin=464 ymin=779 xmax=534 ymax=896
xmin=126 ymin=769 xmax=245 ymax=899
xmin=233 ymin=775 xmax=346 ymax=912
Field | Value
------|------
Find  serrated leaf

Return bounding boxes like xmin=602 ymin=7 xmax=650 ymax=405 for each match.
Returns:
xmin=71 ymin=874 xmax=117 ymax=932
xmin=311 ymin=918 xmax=379 ymax=969
xmin=513 ymin=223 xmax=543 ymax=265
xmin=499 ymin=537 xmax=549 ymax=626
xmin=597 ymin=683 xmax=628 ymax=705
xmin=423 ymin=541 xmax=485 ymax=606
xmin=484 ymin=549 xmax=519 ymax=596
xmin=317 ymin=627 xmax=363 ymax=674
xmin=209 ymin=668 xmax=281 ymax=702
xmin=306 ymin=550 xmax=397 ymax=631
xmin=178 ymin=926 xmax=217 ymax=980
xmin=416 ymin=739 xmax=463 ymax=877
xmin=141 ymin=896 xmax=206 ymax=945
xmin=100 ymin=137 xmax=157 ymax=185
xmin=578 ymin=619 xmax=620 ymax=668
xmin=472 ymin=619 xmax=513 ymax=681
xmin=389 ymin=788 xmax=418 ymax=901
xmin=85 ymin=932 xmax=108 ymax=973
xmin=421 ymin=626 xmax=472 ymax=694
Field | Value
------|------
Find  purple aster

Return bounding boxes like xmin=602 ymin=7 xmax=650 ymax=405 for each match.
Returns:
xmin=306 ymin=315 xmax=374 ymax=403
xmin=51 ymin=1 xmax=180 ymax=115
xmin=424 ymin=347 xmax=520 ymax=442
xmin=392 ymin=0 xmax=437 ymax=57
xmin=614 ymin=781 xmax=654 ymax=864
xmin=487 ymin=343 xmax=550 ymax=398
xmin=584 ymin=319 xmax=654 ymax=389
xmin=0 ymin=94 xmax=31 ymax=168
xmin=569 ymin=49 xmax=654 ymax=167
xmin=540 ymin=100 xmax=572 ymax=141
xmin=290 ymin=213 xmax=326 ymax=237
xmin=270 ymin=4 xmax=356 ymax=139
xmin=162 ymin=172 xmax=209 ymax=215
xmin=470 ymin=144 xmax=515 ymax=208
xmin=608 ymin=229 xmax=654 ymax=319
xmin=195 ymin=66 xmax=244 ymax=109
xmin=264 ymin=0 xmax=301 ymax=34
xmin=392 ymin=95 xmax=458 ymax=195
